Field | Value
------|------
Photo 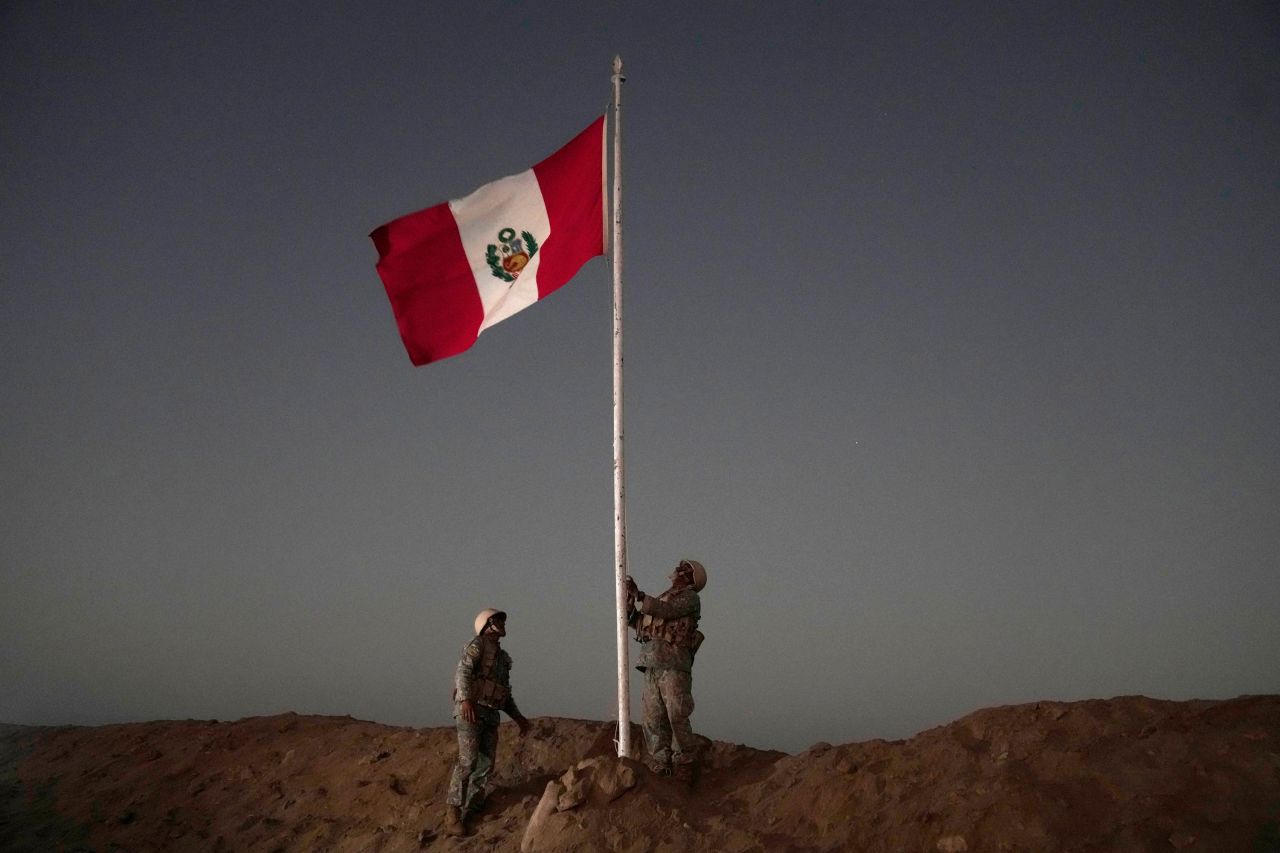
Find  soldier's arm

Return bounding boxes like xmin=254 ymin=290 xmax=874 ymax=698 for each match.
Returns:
xmin=454 ymin=640 xmax=481 ymax=702
xmin=639 ymin=589 xmax=698 ymax=620
xmin=625 ymin=577 xmax=642 ymax=626
xmin=500 ymin=654 xmax=524 ymax=719
xmin=501 ymin=657 xmax=529 ymax=734
xmin=506 ymin=697 xmax=530 ymax=735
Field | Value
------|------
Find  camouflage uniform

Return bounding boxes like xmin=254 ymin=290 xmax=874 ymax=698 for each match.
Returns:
xmin=447 ymin=634 xmax=522 ymax=815
xmin=630 ymin=587 xmax=702 ymax=770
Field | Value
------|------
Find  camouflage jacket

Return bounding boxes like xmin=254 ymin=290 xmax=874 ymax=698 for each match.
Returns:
xmin=629 ymin=587 xmax=701 ymax=673
xmin=453 ymin=635 xmax=523 ymax=722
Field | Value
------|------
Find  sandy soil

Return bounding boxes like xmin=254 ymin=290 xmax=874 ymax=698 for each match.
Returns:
xmin=5 ymin=695 xmax=1279 ymax=851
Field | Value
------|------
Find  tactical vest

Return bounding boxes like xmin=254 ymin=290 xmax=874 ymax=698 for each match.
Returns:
xmin=635 ymin=595 xmax=704 ymax=653
xmin=470 ymin=640 xmax=511 ymax=709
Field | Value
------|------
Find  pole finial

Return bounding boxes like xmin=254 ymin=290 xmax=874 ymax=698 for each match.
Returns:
xmin=612 ymin=55 xmax=622 ymax=75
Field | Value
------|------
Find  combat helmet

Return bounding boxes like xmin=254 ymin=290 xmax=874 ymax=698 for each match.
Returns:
xmin=669 ymin=559 xmax=707 ymax=591
xmin=473 ymin=608 xmax=507 ymax=635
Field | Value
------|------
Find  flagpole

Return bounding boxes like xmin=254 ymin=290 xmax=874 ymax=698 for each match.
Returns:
xmin=610 ymin=54 xmax=631 ymax=759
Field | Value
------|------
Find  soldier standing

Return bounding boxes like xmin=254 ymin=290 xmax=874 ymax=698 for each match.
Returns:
xmin=444 ymin=608 xmax=531 ymax=837
xmin=626 ymin=559 xmax=708 ymax=781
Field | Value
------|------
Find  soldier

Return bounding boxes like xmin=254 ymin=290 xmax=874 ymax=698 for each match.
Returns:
xmin=444 ymin=608 xmax=531 ymax=837
xmin=626 ymin=559 xmax=707 ymax=781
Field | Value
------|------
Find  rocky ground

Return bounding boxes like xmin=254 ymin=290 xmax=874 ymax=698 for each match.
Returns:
xmin=3 ymin=695 xmax=1278 ymax=852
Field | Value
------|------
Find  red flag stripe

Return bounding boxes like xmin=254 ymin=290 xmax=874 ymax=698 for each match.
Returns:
xmin=532 ymin=115 xmax=606 ymax=299
xmin=371 ymin=203 xmax=482 ymax=366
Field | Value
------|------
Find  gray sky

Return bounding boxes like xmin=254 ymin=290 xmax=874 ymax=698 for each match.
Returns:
xmin=3 ymin=2 xmax=1277 ymax=753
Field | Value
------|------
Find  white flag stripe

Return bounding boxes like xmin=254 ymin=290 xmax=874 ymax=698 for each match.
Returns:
xmin=449 ymin=169 xmax=552 ymax=334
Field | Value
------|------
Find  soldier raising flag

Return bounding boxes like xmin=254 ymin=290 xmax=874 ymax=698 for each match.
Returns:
xmin=627 ymin=560 xmax=709 ymax=783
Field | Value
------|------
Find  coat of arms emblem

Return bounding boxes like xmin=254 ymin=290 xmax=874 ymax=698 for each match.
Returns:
xmin=485 ymin=227 xmax=540 ymax=282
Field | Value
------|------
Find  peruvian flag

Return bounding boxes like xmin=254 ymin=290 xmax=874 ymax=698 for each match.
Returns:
xmin=371 ymin=116 xmax=606 ymax=365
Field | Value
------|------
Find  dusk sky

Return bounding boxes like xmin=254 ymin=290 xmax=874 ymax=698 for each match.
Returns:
xmin=3 ymin=2 xmax=1278 ymax=754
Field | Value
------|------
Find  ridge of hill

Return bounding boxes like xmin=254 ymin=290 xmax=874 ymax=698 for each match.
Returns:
xmin=4 ymin=695 xmax=1279 ymax=851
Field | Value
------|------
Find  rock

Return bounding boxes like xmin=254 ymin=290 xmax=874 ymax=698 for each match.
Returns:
xmin=597 ymin=760 xmax=637 ymax=802
xmin=556 ymin=780 xmax=586 ymax=811
xmin=521 ymin=781 xmax=563 ymax=853
xmin=937 ymin=834 xmax=969 ymax=852
xmin=551 ymin=757 xmax=638 ymax=812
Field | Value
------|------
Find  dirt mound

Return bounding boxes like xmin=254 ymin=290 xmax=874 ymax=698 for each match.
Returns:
xmin=5 ymin=696 xmax=1279 ymax=851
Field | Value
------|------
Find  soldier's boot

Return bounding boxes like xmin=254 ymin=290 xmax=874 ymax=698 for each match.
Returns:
xmin=443 ymin=805 xmax=468 ymax=837
xmin=672 ymin=760 xmax=697 ymax=787
xmin=644 ymin=758 xmax=671 ymax=776
xmin=680 ymin=735 xmax=711 ymax=785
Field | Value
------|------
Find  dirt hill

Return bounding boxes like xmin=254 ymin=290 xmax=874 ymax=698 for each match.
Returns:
xmin=3 ymin=695 xmax=1278 ymax=852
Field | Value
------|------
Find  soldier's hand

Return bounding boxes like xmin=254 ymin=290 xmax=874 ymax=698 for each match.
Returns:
xmin=515 ymin=716 xmax=531 ymax=737
xmin=460 ymin=700 xmax=478 ymax=724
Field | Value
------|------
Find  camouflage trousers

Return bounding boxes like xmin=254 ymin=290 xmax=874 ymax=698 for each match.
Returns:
xmin=641 ymin=668 xmax=698 ymax=768
xmin=447 ymin=714 xmax=500 ymax=813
